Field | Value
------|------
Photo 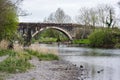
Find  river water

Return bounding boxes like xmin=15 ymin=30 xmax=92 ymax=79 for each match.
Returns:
xmin=40 ymin=44 xmax=120 ymax=80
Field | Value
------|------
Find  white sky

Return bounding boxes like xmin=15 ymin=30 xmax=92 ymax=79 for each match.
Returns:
xmin=19 ymin=0 xmax=120 ymax=22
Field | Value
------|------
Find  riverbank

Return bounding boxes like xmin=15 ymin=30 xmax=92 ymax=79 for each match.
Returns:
xmin=0 ymin=56 xmax=82 ymax=80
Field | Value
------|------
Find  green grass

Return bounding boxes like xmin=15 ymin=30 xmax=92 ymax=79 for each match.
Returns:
xmin=0 ymin=57 xmax=32 ymax=73
xmin=0 ymin=50 xmax=33 ymax=73
xmin=25 ymin=49 xmax=59 ymax=61
xmin=37 ymin=53 xmax=59 ymax=61
xmin=0 ymin=49 xmax=14 ymax=57
xmin=0 ymin=48 xmax=59 ymax=73
xmin=32 ymin=37 xmax=57 ymax=43
xmin=72 ymin=39 xmax=90 ymax=44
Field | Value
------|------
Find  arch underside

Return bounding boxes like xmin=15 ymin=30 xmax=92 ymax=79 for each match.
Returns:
xmin=32 ymin=26 xmax=73 ymax=40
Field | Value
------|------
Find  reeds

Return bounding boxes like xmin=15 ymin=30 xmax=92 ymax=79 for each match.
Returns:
xmin=29 ymin=44 xmax=58 ymax=55
xmin=0 ymin=43 xmax=59 ymax=73
xmin=0 ymin=40 xmax=9 ymax=50
xmin=25 ymin=49 xmax=59 ymax=61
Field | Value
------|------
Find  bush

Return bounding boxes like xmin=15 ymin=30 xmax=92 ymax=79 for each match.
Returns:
xmin=88 ymin=29 xmax=114 ymax=48
xmin=0 ymin=0 xmax=18 ymax=41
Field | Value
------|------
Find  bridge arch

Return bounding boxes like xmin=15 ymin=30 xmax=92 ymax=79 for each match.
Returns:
xmin=32 ymin=26 xmax=73 ymax=40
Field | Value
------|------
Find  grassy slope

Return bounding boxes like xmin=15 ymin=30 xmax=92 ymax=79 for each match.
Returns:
xmin=0 ymin=49 xmax=59 ymax=73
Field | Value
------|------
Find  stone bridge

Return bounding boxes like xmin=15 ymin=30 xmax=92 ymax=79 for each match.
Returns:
xmin=18 ymin=22 xmax=85 ymax=42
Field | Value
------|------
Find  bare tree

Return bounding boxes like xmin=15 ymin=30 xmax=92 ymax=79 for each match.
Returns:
xmin=76 ymin=7 xmax=98 ymax=38
xmin=89 ymin=8 xmax=98 ymax=28
xmin=75 ymin=4 xmax=117 ymax=39
xmin=97 ymin=4 xmax=116 ymax=28
xmin=76 ymin=7 xmax=90 ymax=25
xmin=43 ymin=8 xmax=72 ymax=23
xmin=10 ymin=0 xmax=29 ymax=16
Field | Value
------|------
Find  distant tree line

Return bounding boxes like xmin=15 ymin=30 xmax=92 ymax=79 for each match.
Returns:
xmin=43 ymin=8 xmax=72 ymax=23
xmin=43 ymin=4 xmax=119 ymax=28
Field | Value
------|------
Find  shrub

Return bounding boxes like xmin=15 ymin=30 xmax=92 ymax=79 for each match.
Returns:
xmin=88 ymin=29 xmax=114 ymax=48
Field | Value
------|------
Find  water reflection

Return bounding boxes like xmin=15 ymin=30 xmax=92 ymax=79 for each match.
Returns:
xmin=40 ymin=44 xmax=120 ymax=80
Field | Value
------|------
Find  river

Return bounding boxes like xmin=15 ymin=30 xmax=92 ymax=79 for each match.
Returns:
xmin=39 ymin=43 xmax=120 ymax=80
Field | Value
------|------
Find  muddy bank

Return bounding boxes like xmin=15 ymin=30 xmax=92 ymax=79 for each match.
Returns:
xmin=5 ymin=57 xmax=85 ymax=80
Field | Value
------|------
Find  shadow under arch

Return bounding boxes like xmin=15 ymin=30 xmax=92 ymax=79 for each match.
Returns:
xmin=32 ymin=26 xmax=73 ymax=40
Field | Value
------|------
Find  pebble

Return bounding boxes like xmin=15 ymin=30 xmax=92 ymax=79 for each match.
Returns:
xmin=4 ymin=58 xmax=80 ymax=80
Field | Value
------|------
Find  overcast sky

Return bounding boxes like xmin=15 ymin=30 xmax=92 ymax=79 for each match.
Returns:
xmin=19 ymin=0 xmax=120 ymax=22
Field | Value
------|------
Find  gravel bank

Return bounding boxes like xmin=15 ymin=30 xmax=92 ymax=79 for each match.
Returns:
xmin=4 ymin=57 xmax=82 ymax=80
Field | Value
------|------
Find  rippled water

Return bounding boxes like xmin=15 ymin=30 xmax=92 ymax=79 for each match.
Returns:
xmin=40 ymin=44 xmax=120 ymax=80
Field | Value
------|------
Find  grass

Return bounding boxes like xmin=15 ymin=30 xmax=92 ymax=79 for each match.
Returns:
xmin=0 ymin=49 xmax=13 ymax=56
xmin=25 ymin=49 xmax=59 ymax=61
xmin=0 ymin=46 xmax=59 ymax=73
xmin=72 ymin=39 xmax=90 ymax=44
xmin=29 ymin=44 xmax=58 ymax=55
xmin=0 ymin=38 xmax=59 ymax=75
xmin=0 ymin=50 xmax=33 ymax=73
xmin=32 ymin=37 xmax=57 ymax=43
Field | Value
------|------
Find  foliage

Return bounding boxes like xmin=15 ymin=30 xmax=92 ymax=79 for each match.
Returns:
xmin=0 ymin=48 xmax=59 ymax=73
xmin=88 ymin=29 xmax=115 ymax=48
xmin=33 ymin=28 xmax=69 ymax=43
xmin=38 ymin=37 xmax=57 ymax=43
xmin=0 ymin=0 xmax=18 ymax=41
xmin=12 ymin=32 xmax=24 ymax=44
xmin=25 ymin=49 xmax=59 ymax=61
xmin=32 ymin=37 xmax=57 ymax=43
xmin=0 ymin=49 xmax=14 ymax=57
xmin=41 ymin=29 xmax=59 ymax=38
xmin=72 ymin=39 xmax=90 ymax=44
